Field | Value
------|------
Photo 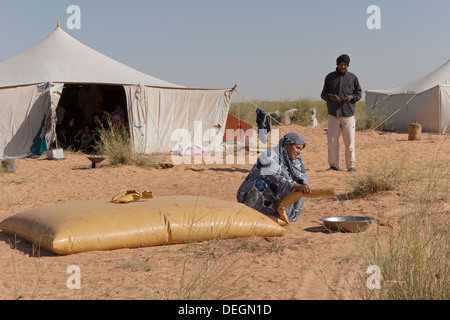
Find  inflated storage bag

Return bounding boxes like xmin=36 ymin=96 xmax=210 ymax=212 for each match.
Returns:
xmin=0 ymin=195 xmax=285 ymax=255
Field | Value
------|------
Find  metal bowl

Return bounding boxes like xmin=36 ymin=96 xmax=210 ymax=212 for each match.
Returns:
xmin=319 ymin=216 xmax=376 ymax=233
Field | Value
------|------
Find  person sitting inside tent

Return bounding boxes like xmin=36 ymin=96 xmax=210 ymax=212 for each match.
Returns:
xmin=236 ymin=132 xmax=311 ymax=223
xmin=90 ymin=113 xmax=102 ymax=139
xmin=58 ymin=113 xmax=81 ymax=150
xmin=74 ymin=124 xmax=94 ymax=153
xmin=111 ymin=113 xmax=123 ymax=131
xmin=101 ymin=110 xmax=110 ymax=130
xmin=111 ymin=104 xmax=125 ymax=122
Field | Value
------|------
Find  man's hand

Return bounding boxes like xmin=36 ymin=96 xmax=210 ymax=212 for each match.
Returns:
xmin=343 ymin=96 xmax=352 ymax=103
xmin=330 ymin=95 xmax=339 ymax=102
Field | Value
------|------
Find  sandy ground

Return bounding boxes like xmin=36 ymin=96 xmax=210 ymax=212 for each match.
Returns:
xmin=0 ymin=124 xmax=448 ymax=301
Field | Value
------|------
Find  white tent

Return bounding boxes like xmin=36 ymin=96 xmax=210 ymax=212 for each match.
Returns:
xmin=365 ymin=60 xmax=450 ymax=134
xmin=0 ymin=24 xmax=234 ymax=159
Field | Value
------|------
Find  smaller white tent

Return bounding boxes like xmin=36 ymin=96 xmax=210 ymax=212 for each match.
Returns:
xmin=365 ymin=60 xmax=450 ymax=134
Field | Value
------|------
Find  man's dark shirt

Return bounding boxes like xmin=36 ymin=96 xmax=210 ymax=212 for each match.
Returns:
xmin=321 ymin=68 xmax=362 ymax=117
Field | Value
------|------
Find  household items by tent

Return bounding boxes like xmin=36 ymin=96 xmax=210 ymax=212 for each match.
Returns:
xmin=256 ymin=108 xmax=271 ymax=143
xmin=279 ymin=109 xmax=297 ymax=126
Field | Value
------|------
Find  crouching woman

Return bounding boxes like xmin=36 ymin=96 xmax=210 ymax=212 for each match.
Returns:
xmin=236 ymin=133 xmax=311 ymax=223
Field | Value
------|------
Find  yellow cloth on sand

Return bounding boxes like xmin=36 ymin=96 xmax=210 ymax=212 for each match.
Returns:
xmin=111 ymin=189 xmax=154 ymax=204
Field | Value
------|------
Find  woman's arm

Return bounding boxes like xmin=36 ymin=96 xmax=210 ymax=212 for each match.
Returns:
xmin=291 ymin=183 xmax=311 ymax=194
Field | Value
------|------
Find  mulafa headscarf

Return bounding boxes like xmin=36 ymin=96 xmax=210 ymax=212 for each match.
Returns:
xmin=278 ymin=132 xmax=306 ymax=180
xmin=259 ymin=132 xmax=306 ymax=180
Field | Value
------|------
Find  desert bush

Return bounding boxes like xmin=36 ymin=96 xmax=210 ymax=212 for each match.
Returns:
xmin=354 ymin=148 xmax=449 ymax=300
xmin=93 ymin=121 xmax=157 ymax=168
xmin=356 ymin=196 xmax=449 ymax=299
xmin=355 ymin=102 xmax=384 ymax=130
xmin=346 ymin=155 xmax=416 ymax=197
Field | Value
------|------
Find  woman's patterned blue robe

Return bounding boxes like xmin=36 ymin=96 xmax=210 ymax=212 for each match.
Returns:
xmin=236 ymin=133 xmax=308 ymax=222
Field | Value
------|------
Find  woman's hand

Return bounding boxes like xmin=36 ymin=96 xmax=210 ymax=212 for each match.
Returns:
xmin=292 ymin=183 xmax=311 ymax=194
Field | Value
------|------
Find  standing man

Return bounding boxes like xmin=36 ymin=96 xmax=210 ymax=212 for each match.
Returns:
xmin=321 ymin=54 xmax=362 ymax=172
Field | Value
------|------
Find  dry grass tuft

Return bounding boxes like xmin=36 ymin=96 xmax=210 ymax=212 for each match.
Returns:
xmin=346 ymin=155 xmax=416 ymax=198
xmin=93 ymin=121 xmax=157 ymax=169
xmin=353 ymin=143 xmax=449 ymax=300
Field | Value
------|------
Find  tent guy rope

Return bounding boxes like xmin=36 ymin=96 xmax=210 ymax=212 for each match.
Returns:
xmin=234 ymin=89 xmax=286 ymax=127
xmin=370 ymin=94 xmax=418 ymax=131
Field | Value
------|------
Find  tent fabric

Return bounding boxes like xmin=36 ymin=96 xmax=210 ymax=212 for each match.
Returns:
xmin=125 ymin=86 xmax=233 ymax=153
xmin=223 ymin=114 xmax=254 ymax=142
xmin=368 ymin=60 xmax=450 ymax=95
xmin=366 ymin=60 xmax=450 ymax=134
xmin=0 ymin=27 xmax=183 ymax=88
xmin=0 ymin=84 xmax=50 ymax=158
xmin=440 ymin=86 xmax=450 ymax=133
xmin=30 ymin=83 xmax=64 ymax=155
xmin=0 ymin=26 xmax=234 ymax=158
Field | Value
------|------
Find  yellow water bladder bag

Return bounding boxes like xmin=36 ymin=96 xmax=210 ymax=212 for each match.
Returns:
xmin=0 ymin=195 xmax=285 ymax=255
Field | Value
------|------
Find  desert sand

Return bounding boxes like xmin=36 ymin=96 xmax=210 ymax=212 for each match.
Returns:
xmin=0 ymin=124 xmax=448 ymax=300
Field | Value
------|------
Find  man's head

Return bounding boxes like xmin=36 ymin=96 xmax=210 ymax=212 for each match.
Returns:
xmin=336 ymin=54 xmax=350 ymax=74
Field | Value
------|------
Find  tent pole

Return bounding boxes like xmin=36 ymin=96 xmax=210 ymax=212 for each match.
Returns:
xmin=438 ymin=85 xmax=442 ymax=134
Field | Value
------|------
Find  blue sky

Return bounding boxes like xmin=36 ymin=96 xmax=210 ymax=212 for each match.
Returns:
xmin=1 ymin=0 xmax=449 ymax=101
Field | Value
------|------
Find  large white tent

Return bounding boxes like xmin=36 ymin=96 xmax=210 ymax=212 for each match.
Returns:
xmin=365 ymin=60 xmax=450 ymax=134
xmin=0 ymin=23 xmax=234 ymax=159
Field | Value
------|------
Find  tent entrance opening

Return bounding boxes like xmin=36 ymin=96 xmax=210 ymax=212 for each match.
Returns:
xmin=56 ymin=84 xmax=128 ymax=151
